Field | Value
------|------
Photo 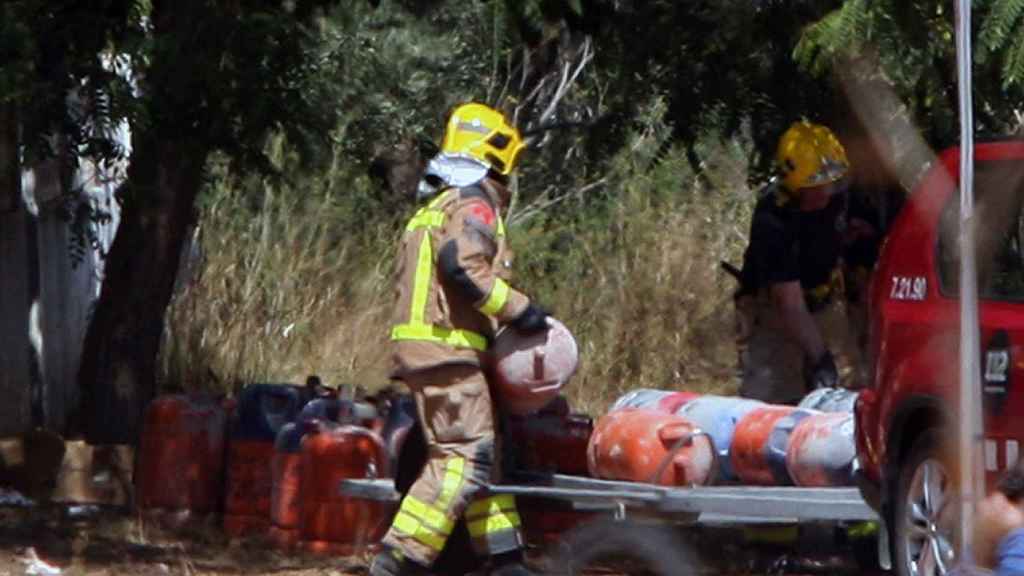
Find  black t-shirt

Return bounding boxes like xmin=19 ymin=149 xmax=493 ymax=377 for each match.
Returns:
xmin=844 ymin=183 xmax=906 ymax=271
xmin=739 ymin=184 xmax=845 ymax=299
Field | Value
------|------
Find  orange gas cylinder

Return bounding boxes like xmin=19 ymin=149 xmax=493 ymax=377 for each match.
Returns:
xmin=491 ymin=318 xmax=579 ymax=415
xmin=785 ymin=412 xmax=856 ymax=487
xmin=299 ymin=424 xmax=391 ymax=555
xmin=730 ymin=406 xmax=817 ymax=486
xmin=135 ymin=395 xmax=227 ymax=514
xmin=587 ymin=408 xmax=715 ymax=486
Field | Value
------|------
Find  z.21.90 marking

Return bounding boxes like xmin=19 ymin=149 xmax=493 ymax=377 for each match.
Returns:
xmin=890 ymin=276 xmax=927 ymax=301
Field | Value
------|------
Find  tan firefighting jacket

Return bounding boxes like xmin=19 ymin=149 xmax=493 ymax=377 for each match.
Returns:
xmin=389 ymin=179 xmax=530 ymax=377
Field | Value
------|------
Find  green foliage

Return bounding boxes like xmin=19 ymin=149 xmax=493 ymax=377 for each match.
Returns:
xmin=796 ymin=0 xmax=871 ymax=77
xmin=324 ymin=2 xmax=493 ymax=162
xmin=980 ymin=0 xmax=1024 ymax=87
xmin=0 ymin=1 xmax=142 ymax=167
xmin=796 ymin=0 xmax=1024 ymax=146
xmin=25 ymin=0 xmax=1024 ymax=407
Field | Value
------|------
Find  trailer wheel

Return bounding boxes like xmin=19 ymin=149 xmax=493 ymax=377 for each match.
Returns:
xmin=547 ymin=518 xmax=699 ymax=575
xmin=892 ymin=429 xmax=958 ymax=576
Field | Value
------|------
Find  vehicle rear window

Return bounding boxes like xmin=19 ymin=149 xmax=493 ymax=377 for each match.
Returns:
xmin=937 ymin=159 xmax=1024 ymax=300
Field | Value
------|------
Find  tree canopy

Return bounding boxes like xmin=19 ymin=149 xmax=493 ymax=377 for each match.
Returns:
xmin=5 ymin=0 xmax=1024 ymax=439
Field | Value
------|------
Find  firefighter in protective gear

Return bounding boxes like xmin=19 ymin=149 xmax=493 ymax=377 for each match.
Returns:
xmin=370 ymin=103 xmax=544 ymax=576
xmin=735 ymin=120 xmax=859 ymax=405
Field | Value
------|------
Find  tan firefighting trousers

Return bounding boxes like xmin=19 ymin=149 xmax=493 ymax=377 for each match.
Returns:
xmin=381 ymin=364 xmax=523 ymax=566
xmin=736 ymin=296 xmax=865 ymax=405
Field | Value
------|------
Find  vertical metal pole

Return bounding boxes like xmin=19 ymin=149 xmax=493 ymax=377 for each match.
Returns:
xmin=955 ymin=0 xmax=984 ymax=559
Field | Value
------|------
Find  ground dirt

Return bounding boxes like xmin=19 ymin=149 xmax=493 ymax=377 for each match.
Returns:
xmin=0 ymin=504 xmax=880 ymax=576
xmin=0 ymin=505 xmax=369 ymax=576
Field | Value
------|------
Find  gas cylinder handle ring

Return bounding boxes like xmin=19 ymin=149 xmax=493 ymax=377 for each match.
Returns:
xmin=647 ymin=429 xmax=716 ymax=486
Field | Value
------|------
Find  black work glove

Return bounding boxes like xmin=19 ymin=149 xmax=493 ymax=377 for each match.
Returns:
xmin=510 ymin=303 xmax=550 ymax=335
xmin=804 ymin=350 xmax=839 ymax=391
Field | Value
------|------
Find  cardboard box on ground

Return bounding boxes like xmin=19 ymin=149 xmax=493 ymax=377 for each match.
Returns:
xmin=0 ymin=430 xmax=134 ymax=506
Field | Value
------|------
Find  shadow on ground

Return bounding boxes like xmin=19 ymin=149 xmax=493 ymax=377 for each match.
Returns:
xmin=0 ymin=505 xmax=369 ymax=575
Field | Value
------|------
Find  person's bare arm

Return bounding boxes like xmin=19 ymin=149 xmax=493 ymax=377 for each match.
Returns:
xmin=770 ymin=280 xmax=826 ymax=362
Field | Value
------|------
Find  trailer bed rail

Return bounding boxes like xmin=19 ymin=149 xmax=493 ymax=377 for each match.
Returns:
xmin=339 ymin=472 xmax=877 ymax=523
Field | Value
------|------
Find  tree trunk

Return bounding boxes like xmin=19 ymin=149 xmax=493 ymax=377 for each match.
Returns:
xmin=75 ymin=135 xmax=206 ymax=443
xmin=74 ymin=0 xmax=215 ymax=444
xmin=0 ymin=103 xmax=35 ymax=437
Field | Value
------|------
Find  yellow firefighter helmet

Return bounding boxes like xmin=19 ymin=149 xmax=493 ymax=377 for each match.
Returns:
xmin=775 ymin=121 xmax=849 ymax=192
xmin=441 ymin=103 xmax=525 ymax=176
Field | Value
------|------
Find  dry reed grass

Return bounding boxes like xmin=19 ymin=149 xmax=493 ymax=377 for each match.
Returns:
xmin=162 ymin=130 xmax=756 ymax=417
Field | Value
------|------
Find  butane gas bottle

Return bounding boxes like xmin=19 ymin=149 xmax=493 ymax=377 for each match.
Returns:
xmin=299 ymin=424 xmax=391 ymax=554
xmin=269 ymin=421 xmax=309 ymax=549
xmin=609 ymin=389 xmax=701 ymax=414
xmin=677 ymin=395 xmax=765 ymax=482
xmin=587 ymin=408 xmax=715 ymax=486
xmin=223 ymin=383 xmax=308 ymax=537
xmin=135 ymin=395 xmax=227 ymax=515
xmin=491 ymin=318 xmax=579 ymax=415
xmin=267 ymin=397 xmax=357 ymax=548
xmin=797 ymin=387 xmax=860 ymax=413
xmin=236 ymin=383 xmax=307 ymax=437
xmin=507 ymin=397 xmax=595 ymax=544
xmin=730 ymin=406 xmax=818 ymax=486
xmin=785 ymin=412 xmax=856 ymax=487
xmin=506 ymin=397 xmax=593 ymax=476
xmin=379 ymin=395 xmax=417 ymax=475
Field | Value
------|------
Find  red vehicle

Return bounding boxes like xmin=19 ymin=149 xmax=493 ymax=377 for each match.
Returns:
xmin=856 ymin=138 xmax=1024 ymax=576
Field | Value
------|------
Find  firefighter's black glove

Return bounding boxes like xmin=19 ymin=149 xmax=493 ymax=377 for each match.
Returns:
xmin=510 ymin=303 xmax=550 ymax=335
xmin=804 ymin=350 xmax=839 ymax=391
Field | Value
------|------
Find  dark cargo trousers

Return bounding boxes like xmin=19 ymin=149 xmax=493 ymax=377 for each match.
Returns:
xmin=381 ymin=364 xmax=523 ymax=567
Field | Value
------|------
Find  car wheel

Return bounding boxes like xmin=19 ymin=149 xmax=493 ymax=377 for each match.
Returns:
xmin=892 ymin=429 xmax=958 ymax=576
xmin=547 ymin=517 xmax=699 ymax=575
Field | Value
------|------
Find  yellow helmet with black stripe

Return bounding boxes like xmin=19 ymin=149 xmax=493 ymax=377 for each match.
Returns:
xmin=441 ymin=103 xmax=525 ymax=175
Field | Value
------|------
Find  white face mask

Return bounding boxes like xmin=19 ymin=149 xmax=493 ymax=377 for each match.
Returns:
xmin=416 ymin=153 xmax=490 ymax=200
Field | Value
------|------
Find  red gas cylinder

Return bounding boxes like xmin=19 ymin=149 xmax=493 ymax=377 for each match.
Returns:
xmin=223 ymin=384 xmax=308 ymax=537
xmin=507 ymin=409 xmax=592 ymax=476
xmin=223 ymin=439 xmax=277 ymax=537
xmin=785 ymin=412 xmax=856 ymax=487
xmin=730 ymin=406 xmax=817 ymax=486
xmin=299 ymin=424 xmax=392 ymax=555
xmin=135 ymin=395 xmax=227 ymax=515
xmin=519 ymin=497 xmax=596 ymax=547
xmin=269 ymin=422 xmax=308 ymax=549
xmin=491 ymin=318 xmax=579 ymax=415
xmin=587 ymin=408 xmax=715 ymax=486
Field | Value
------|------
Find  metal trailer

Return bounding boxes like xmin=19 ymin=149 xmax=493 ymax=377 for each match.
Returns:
xmin=341 ymin=473 xmax=877 ymax=524
xmin=341 ymin=431 xmax=886 ymax=575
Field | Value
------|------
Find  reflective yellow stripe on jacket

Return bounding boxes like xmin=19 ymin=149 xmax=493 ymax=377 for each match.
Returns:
xmin=390 ymin=189 xmax=507 ymax=351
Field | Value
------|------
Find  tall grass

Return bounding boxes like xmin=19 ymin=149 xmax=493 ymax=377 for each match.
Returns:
xmin=162 ymin=120 xmax=756 ymax=415
xmin=161 ymin=158 xmax=401 ymax=394
xmin=509 ymin=124 xmax=754 ymax=414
